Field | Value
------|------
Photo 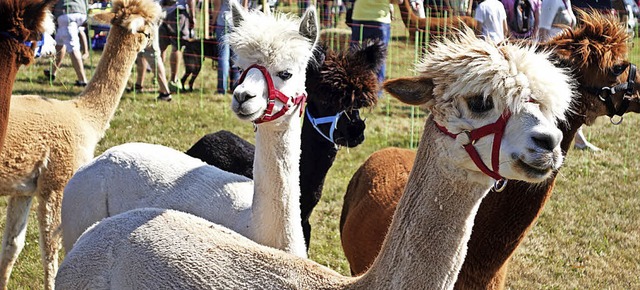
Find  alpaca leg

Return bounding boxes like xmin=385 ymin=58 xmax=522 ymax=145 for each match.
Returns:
xmin=0 ymin=196 xmax=34 ymax=290
xmin=36 ymin=193 xmax=63 ymax=290
xmin=189 ymin=65 xmax=201 ymax=92
xmin=181 ymin=72 xmax=190 ymax=91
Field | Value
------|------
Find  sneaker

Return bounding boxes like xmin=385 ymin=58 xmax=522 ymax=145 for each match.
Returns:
xmin=157 ymin=93 xmax=172 ymax=102
xmin=74 ymin=81 xmax=88 ymax=87
xmin=574 ymin=141 xmax=601 ymax=152
xmin=169 ymin=80 xmax=181 ymax=91
xmin=126 ymin=84 xmax=144 ymax=93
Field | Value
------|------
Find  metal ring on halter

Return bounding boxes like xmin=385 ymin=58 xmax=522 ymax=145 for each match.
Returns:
xmin=493 ymin=179 xmax=508 ymax=192
xmin=610 ymin=115 xmax=624 ymax=125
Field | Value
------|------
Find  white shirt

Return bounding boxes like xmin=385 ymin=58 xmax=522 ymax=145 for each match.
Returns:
xmin=474 ymin=0 xmax=508 ymax=42
xmin=539 ymin=0 xmax=576 ymax=40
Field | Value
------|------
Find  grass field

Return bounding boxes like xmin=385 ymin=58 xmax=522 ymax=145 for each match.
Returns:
xmin=1 ymin=6 xmax=640 ymax=289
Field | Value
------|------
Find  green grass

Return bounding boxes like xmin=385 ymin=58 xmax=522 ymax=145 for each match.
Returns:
xmin=2 ymin=7 xmax=640 ymax=289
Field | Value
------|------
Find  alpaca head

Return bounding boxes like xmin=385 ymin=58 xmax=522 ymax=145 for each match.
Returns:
xmin=549 ymin=9 xmax=640 ymax=124
xmin=226 ymin=0 xmax=319 ymax=125
xmin=0 ymin=0 xmax=56 ymax=65
xmin=305 ymin=40 xmax=384 ymax=147
xmin=385 ymin=29 xmax=574 ymax=185
xmin=91 ymin=0 xmax=162 ymax=51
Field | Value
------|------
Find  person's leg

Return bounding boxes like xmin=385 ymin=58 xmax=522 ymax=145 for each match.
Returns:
xmin=65 ymin=15 xmax=89 ymax=84
xmin=169 ymin=46 xmax=181 ymax=83
xmin=215 ymin=25 xmax=231 ymax=94
xmin=134 ymin=54 xmax=148 ymax=89
xmin=78 ymin=25 xmax=89 ymax=59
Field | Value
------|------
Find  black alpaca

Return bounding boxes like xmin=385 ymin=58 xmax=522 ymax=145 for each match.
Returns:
xmin=185 ymin=41 xmax=385 ymax=249
xmin=181 ymin=38 xmax=219 ymax=91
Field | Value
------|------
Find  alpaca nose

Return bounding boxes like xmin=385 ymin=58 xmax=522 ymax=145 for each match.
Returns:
xmin=234 ymin=91 xmax=256 ymax=103
xmin=531 ymin=130 xmax=561 ymax=151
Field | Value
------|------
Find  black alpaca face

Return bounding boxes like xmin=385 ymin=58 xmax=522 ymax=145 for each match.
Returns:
xmin=333 ymin=109 xmax=366 ymax=147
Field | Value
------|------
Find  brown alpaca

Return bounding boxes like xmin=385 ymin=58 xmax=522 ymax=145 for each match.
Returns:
xmin=340 ymin=10 xmax=640 ymax=289
xmin=397 ymin=0 xmax=476 ymax=42
xmin=0 ymin=1 xmax=161 ymax=289
xmin=0 ymin=0 xmax=56 ymax=152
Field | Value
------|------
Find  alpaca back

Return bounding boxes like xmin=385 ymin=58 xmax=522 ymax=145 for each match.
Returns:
xmin=57 ymin=208 xmax=350 ymax=289
xmin=61 ymin=142 xmax=253 ymax=251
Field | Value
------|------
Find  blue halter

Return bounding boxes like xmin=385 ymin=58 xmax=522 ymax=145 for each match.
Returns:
xmin=305 ymin=108 xmax=345 ymax=144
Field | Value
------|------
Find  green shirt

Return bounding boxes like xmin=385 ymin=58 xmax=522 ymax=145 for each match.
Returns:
xmin=352 ymin=0 xmax=393 ymax=24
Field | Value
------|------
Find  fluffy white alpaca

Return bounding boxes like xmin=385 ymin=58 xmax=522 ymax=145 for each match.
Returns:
xmin=56 ymin=29 xmax=574 ymax=289
xmin=61 ymin=0 xmax=319 ymax=258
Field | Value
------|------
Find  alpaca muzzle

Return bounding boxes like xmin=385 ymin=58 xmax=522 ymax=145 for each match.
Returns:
xmin=237 ymin=64 xmax=306 ymax=124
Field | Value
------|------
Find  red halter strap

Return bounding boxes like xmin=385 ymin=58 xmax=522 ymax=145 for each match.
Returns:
xmin=237 ymin=64 xmax=307 ymax=124
xmin=435 ymin=110 xmax=512 ymax=182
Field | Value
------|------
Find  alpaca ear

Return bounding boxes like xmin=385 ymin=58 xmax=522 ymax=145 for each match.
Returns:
xmin=230 ymin=0 xmax=245 ymax=28
xmin=299 ymin=6 xmax=319 ymax=47
xmin=361 ymin=40 xmax=386 ymax=71
xmin=384 ymin=76 xmax=434 ymax=106
xmin=92 ymin=12 xmax=116 ymax=25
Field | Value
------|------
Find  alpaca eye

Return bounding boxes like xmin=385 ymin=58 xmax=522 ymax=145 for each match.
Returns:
xmin=467 ymin=96 xmax=494 ymax=113
xmin=612 ymin=64 xmax=628 ymax=76
xmin=277 ymin=71 xmax=292 ymax=80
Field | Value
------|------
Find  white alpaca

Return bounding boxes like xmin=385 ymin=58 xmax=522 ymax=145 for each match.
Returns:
xmin=60 ymin=0 xmax=319 ymax=258
xmin=56 ymin=29 xmax=574 ymax=289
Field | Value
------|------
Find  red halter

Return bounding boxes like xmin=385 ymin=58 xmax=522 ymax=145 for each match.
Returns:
xmin=237 ymin=64 xmax=306 ymax=124
xmin=435 ymin=110 xmax=511 ymax=191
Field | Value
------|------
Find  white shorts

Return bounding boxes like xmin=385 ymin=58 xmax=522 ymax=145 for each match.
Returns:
xmin=55 ymin=13 xmax=87 ymax=53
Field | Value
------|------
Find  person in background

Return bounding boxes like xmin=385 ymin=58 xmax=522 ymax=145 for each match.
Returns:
xmin=538 ymin=0 xmax=574 ymax=41
xmin=159 ymin=0 xmax=197 ymax=89
xmin=474 ymin=0 xmax=508 ymax=42
xmin=501 ymin=0 xmax=540 ymax=39
xmin=539 ymin=0 xmax=598 ymax=151
xmin=350 ymin=0 xmax=403 ymax=88
xmin=131 ymin=2 xmax=174 ymax=102
xmin=211 ymin=0 xmax=244 ymax=94
xmin=45 ymin=0 xmax=89 ymax=87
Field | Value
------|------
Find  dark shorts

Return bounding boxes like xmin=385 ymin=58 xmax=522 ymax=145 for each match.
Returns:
xmin=159 ymin=8 xmax=191 ymax=50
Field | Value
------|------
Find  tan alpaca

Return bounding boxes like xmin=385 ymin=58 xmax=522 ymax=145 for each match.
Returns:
xmin=56 ymin=29 xmax=573 ymax=289
xmin=0 ymin=0 xmax=161 ymax=289
xmin=0 ymin=0 xmax=56 ymax=152
xmin=340 ymin=11 xmax=640 ymax=289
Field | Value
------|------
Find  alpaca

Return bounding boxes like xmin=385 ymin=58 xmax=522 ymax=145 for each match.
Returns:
xmin=181 ymin=37 xmax=219 ymax=91
xmin=60 ymin=1 xmax=319 ymax=258
xmin=339 ymin=10 xmax=640 ymax=289
xmin=185 ymin=41 xmax=384 ymax=248
xmin=0 ymin=0 xmax=56 ymax=152
xmin=55 ymin=28 xmax=574 ymax=289
xmin=397 ymin=0 xmax=476 ymax=43
xmin=0 ymin=1 xmax=161 ymax=289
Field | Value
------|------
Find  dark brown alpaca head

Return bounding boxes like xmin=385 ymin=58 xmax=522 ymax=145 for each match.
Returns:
xmin=305 ymin=40 xmax=384 ymax=147
xmin=0 ymin=0 xmax=56 ymax=65
xmin=545 ymin=9 xmax=640 ymax=125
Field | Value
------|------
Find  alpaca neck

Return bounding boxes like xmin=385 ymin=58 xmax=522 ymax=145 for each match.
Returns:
xmin=354 ymin=117 xmax=492 ymax=290
xmin=299 ymin=112 xmax=338 ymax=219
xmin=73 ymin=25 xmax=143 ymax=133
xmin=250 ymin=113 xmax=307 ymax=258
xmin=0 ymin=42 xmax=20 ymax=150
